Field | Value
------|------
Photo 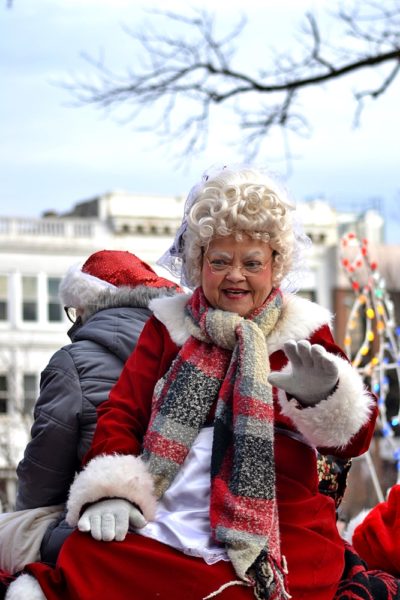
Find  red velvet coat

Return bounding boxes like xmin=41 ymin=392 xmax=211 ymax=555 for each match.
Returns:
xmin=27 ymin=293 xmax=377 ymax=600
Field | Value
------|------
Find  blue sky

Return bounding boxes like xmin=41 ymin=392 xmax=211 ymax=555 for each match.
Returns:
xmin=1 ymin=0 xmax=399 ymax=242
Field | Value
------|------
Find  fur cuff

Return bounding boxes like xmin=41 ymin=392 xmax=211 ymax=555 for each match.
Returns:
xmin=66 ymin=454 xmax=156 ymax=526
xmin=5 ymin=574 xmax=46 ymax=600
xmin=277 ymin=354 xmax=374 ymax=448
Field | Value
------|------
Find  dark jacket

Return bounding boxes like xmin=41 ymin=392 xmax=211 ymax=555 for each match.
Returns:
xmin=15 ymin=286 xmax=176 ymax=565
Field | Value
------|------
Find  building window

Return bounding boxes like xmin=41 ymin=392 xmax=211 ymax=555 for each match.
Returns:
xmin=48 ymin=277 xmax=62 ymax=322
xmin=0 ymin=275 xmax=7 ymax=321
xmin=22 ymin=276 xmax=38 ymax=321
xmin=23 ymin=374 xmax=37 ymax=416
xmin=0 ymin=375 xmax=7 ymax=413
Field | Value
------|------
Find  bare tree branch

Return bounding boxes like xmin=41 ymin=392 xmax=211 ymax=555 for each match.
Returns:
xmin=61 ymin=1 xmax=400 ymax=163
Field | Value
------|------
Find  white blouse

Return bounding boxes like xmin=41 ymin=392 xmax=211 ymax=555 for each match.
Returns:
xmin=137 ymin=427 xmax=229 ymax=564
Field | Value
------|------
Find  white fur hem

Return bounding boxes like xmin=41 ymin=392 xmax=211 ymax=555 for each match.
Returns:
xmin=277 ymin=354 xmax=374 ymax=448
xmin=66 ymin=454 xmax=156 ymax=526
xmin=5 ymin=574 xmax=45 ymax=600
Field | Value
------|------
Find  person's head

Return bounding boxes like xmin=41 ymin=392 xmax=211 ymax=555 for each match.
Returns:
xmin=59 ymin=249 xmax=180 ymax=323
xmin=158 ymin=165 xmax=302 ymax=316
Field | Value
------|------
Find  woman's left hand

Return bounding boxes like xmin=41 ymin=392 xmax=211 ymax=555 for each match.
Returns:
xmin=268 ymin=339 xmax=339 ymax=406
xmin=78 ymin=498 xmax=147 ymax=542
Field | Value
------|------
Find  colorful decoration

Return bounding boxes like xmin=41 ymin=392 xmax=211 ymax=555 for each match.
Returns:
xmin=340 ymin=233 xmax=400 ymax=493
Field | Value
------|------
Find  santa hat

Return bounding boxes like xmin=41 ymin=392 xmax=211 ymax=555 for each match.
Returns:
xmin=59 ymin=249 xmax=179 ymax=308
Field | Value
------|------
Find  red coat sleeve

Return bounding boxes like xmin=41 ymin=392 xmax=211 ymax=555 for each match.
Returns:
xmin=83 ymin=315 xmax=179 ymax=464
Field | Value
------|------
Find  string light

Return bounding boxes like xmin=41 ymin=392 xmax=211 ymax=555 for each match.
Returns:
xmin=340 ymin=232 xmax=400 ymax=490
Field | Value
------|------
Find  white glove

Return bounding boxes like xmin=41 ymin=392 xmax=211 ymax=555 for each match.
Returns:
xmin=78 ymin=498 xmax=147 ymax=542
xmin=268 ymin=339 xmax=339 ymax=407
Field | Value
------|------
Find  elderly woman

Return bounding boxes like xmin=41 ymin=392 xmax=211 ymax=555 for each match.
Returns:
xmin=7 ymin=166 xmax=378 ymax=600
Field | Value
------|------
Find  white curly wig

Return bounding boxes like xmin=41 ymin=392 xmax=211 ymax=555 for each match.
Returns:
xmin=157 ymin=165 xmax=310 ymax=290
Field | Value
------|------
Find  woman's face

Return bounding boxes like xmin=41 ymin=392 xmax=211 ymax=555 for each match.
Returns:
xmin=201 ymin=234 xmax=274 ymax=317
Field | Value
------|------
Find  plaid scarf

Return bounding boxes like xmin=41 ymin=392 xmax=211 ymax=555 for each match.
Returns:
xmin=142 ymin=287 xmax=290 ymax=599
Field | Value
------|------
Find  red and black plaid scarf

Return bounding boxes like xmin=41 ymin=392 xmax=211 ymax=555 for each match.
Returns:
xmin=142 ymin=287 xmax=290 ymax=599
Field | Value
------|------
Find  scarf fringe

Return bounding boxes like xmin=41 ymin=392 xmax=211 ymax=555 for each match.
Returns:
xmin=203 ymin=579 xmax=250 ymax=599
xmin=251 ymin=554 xmax=291 ymax=600
xmin=203 ymin=554 xmax=291 ymax=600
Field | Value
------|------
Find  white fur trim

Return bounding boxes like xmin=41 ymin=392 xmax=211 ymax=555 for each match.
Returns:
xmin=277 ymin=353 xmax=374 ymax=448
xmin=59 ymin=263 xmax=116 ymax=308
xmin=150 ymin=291 xmax=332 ymax=352
xmin=66 ymin=454 xmax=156 ymax=526
xmin=5 ymin=574 xmax=46 ymax=600
xmin=267 ymin=294 xmax=332 ymax=354
xmin=149 ymin=293 xmax=192 ymax=345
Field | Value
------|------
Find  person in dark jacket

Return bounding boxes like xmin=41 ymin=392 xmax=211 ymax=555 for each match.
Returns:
xmin=1 ymin=249 xmax=180 ymax=570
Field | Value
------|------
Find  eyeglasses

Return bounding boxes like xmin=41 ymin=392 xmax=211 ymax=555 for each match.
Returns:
xmin=64 ymin=306 xmax=77 ymax=323
xmin=205 ymin=254 xmax=273 ymax=277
